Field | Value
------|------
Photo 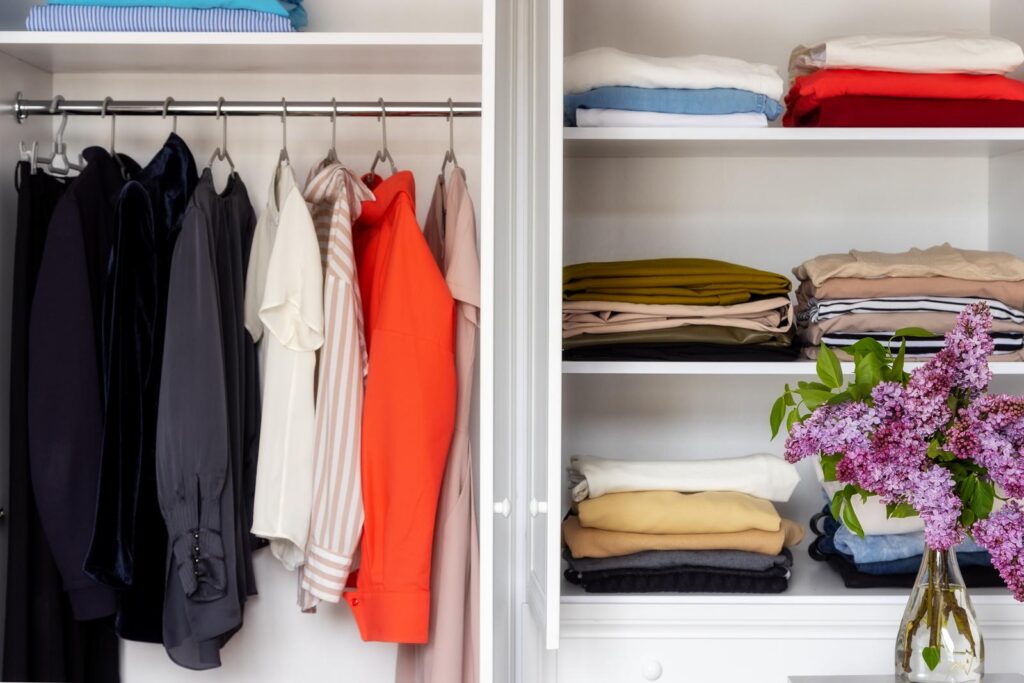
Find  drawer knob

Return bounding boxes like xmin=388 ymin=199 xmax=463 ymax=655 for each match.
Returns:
xmin=493 ymin=498 xmax=511 ymax=517
xmin=641 ymin=660 xmax=663 ymax=681
xmin=529 ymin=499 xmax=548 ymax=517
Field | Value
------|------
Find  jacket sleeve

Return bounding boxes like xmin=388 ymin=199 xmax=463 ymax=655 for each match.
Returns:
xmin=156 ymin=208 xmax=230 ymax=603
xmin=27 ymin=197 xmax=116 ymax=621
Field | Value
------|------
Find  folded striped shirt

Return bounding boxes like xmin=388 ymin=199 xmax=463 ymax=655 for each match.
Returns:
xmin=27 ymin=5 xmax=295 ymax=32
xmin=803 ymin=296 xmax=1024 ymax=325
xmin=822 ymin=330 xmax=1024 ymax=354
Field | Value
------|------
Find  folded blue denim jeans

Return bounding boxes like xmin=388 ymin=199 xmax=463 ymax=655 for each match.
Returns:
xmin=564 ymin=86 xmax=783 ymax=126
xmin=815 ymin=508 xmax=992 ymax=574
xmin=834 ymin=524 xmax=983 ymax=564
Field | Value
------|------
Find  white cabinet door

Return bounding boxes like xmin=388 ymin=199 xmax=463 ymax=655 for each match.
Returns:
xmin=524 ymin=0 xmax=563 ymax=654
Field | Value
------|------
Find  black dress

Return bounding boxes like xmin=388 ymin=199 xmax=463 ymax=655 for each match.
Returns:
xmin=6 ymin=161 xmax=119 ymax=682
xmin=84 ymin=134 xmax=198 ymax=643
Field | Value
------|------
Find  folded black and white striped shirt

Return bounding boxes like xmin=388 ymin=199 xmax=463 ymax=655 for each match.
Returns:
xmin=803 ymin=296 xmax=1024 ymax=325
xmin=822 ymin=330 xmax=1024 ymax=354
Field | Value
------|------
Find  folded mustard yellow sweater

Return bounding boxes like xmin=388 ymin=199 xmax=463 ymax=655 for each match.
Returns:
xmin=577 ymin=490 xmax=782 ymax=535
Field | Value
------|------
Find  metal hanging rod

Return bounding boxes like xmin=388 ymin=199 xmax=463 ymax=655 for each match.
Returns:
xmin=12 ymin=95 xmax=481 ymax=122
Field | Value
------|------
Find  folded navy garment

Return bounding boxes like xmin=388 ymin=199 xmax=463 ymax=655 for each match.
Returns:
xmin=564 ymin=564 xmax=790 ymax=594
xmin=27 ymin=6 xmax=295 ymax=32
xmin=562 ymin=341 xmax=800 ymax=362
xmin=564 ymin=86 xmax=783 ymax=126
xmin=563 ymin=547 xmax=792 ymax=574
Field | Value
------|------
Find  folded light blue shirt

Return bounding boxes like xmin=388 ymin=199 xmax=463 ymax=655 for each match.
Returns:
xmin=47 ymin=0 xmax=307 ymax=27
xmin=28 ymin=6 xmax=295 ymax=31
xmin=834 ymin=526 xmax=983 ymax=564
xmin=564 ymin=86 xmax=783 ymax=126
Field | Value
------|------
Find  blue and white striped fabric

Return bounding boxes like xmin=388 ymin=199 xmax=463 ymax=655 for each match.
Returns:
xmin=27 ymin=5 xmax=295 ymax=32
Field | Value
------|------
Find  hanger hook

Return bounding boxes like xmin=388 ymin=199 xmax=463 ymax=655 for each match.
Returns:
xmin=217 ymin=97 xmax=228 ymax=150
xmin=163 ymin=96 xmax=177 ymax=134
xmin=48 ymin=94 xmax=64 ymax=115
xmin=281 ymin=97 xmax=288 ymax=149
xmin=101 ymin=96 xmax=116 ymax=154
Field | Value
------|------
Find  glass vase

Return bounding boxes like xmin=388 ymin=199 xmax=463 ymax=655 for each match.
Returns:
xmin=895 ymin=548 xmax=984 ymax=683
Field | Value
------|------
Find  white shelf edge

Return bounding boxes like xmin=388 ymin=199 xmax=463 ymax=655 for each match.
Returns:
xmin=562 ymin=361 xmax=1024 ymax=376
xmin=563 ymin=127 xmax=1024 ymax=142
xmin=0 ymin=30 xmax=484 ymax=46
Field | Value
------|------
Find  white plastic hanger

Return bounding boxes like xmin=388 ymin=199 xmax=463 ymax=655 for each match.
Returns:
xmin=370 ymin=98 xmax=397 ymax=177
xmin=278 ymin=97 xmax=290 ymax=167
xmin=206 ymin=97 xmax=236 ymax=174
xmin=440 ymin=98 xmax=460 ymax=176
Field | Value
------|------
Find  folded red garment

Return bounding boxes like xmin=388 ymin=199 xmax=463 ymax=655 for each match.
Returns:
xmin=784 ymin=69 xmax=1024 ymax=126
xmin=789 ymin=94 xmax=1024 ymax=127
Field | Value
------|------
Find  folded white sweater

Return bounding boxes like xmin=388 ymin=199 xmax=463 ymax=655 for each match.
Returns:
xmin=790 ymin=33 xmax=1024 ymax=78
xmin=569 ymin=453 xmax=800 ymax=503
xmin=575 ymin=109 xmax=769 ymax=128
xmin=564 ymin=47 xmax=784 ymax=101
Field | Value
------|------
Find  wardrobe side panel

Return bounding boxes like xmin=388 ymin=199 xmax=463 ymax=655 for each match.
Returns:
xmin=0 ymin=56 xmax=52 ymax=668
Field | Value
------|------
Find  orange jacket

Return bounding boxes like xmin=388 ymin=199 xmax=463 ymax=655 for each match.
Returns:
xmin=344 ymin=171 xmax=456 ymax=643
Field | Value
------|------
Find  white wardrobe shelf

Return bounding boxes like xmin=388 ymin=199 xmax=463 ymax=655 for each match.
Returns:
xmin=563 ymin=127 xmax=1024 ymax=158
xmin=562 ymin=361 xmax=1024 ymax=376
xmin=0 ymin=31 xmax=483 ymax=74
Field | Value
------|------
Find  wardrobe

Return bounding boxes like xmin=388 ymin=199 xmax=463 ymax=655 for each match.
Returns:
xmin=0 ymin=0 xmax=511 ymax=681
xmin=514 ymin=1 xmax=1024 ymax=682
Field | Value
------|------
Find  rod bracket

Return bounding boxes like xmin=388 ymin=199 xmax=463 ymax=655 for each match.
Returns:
xmin=13 ymin=91 xmax=25 ymax=124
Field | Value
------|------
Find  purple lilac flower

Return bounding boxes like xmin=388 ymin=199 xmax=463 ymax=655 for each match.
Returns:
xmin=783 ymin=401 xmax=876 ymax=465
xmin=906 ymin=465 xmax=964 ymax=550
xmin=973 ymin=501 xmax=1024 ymax=601
xmin=948 ymin=395 xmax=1024 ymax=498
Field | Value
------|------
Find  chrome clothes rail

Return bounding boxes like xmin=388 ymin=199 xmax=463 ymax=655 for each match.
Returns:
xmin=11 ymin=95 xmax=482 ymax=121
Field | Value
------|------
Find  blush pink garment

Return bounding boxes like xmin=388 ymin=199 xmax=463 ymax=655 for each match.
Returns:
xmin=395 ymin=168 xmax=479 ymax=683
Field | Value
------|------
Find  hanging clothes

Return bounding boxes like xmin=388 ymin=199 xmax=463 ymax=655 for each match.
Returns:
xmin=204 ymin=168 xmax=262 ymax=602
xmin=343 ymin=170 xmax=456 ymax=644
xmin=247 ymin=163 xmax=324 ymax=570
xmin=28 ymin=147 xmax=141 ymax=622
xmin=156 ymin=170 xmax=256 ymax=670
xmin=396 ymin=168 xmax=481 ymax=682
xmin=297 ymin=161 xmax=374 ymax=610
xmin=5 ymin=161 xmax=120 ymax=683
xmin=84 ymin=133 xmax=198 ymax=643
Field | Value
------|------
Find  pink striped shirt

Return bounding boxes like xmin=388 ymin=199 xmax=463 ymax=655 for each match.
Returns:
xmin=298 ymin=162 xmax=374 ymax=609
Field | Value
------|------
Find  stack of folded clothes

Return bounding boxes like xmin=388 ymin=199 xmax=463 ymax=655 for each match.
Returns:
xmin=26 ymin=0 xmax=304 ymax=32
xmin=785 ymin=33 xmax=1024 ymax=127
xmin=563 ymin=47 xmax=784 ymax=128
xmin=562 ymin=454 xmax=804 ymax=594
xmin=809 ymin=508 xmax=1004 ymax=589
xmin=794 ymin=244 xmax=1024 ymax=361
xmin=562 ymin=258 xmax=799 ymax=361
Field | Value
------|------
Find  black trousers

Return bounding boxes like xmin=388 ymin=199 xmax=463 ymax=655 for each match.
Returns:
xmin=4 ymin=163 xmax=119 ymax=682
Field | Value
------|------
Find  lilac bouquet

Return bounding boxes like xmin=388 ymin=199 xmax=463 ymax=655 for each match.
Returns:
xmin=771 ymin=303 xmax=1024 ymax=601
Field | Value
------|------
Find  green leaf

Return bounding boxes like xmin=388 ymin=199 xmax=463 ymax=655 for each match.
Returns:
xmin=817 ymin=344 xmax=844 ymax=389
xmin=893 ymin=326 xmax=937 ymax=339
xmin=798 ymin=387 xmax=834 ymax=410
xmin=846 ymin=382 xmax=873 ymax=401
xmin=886 ymin=502 xmax=919 ymax=519
xmin=855 ymin=352 xmax=884 ymax=387
xmin=786 ymin=408 xmax=801 ymax=431
xmin=972 ymin=479 xmax=995 ymax=519
xmin=798 ymin=381 xmax=830 ymax=392
xmin=960 ymin=509 xmax=977 ymax=528
xmin=830 ymin=491 xmax=844 ymax=523
xmin=840 ymin=494 xmax=865 ymax=538
xmin=844 ymin=337 xmax=888 ymax=360
xmin=784 ymin=390 xmax=795 ymax=407
xmin=890 ymin=340 xmax=907 ymax=381
xmin=770 ymin=396 xmax=786 ymax=439
xmin=826 ymin=390 xmax=852 ymax=405
xmin=922 ymin=646 xmax=941 ymax=671
xmin=820 ymin=453 xmax=842 ymax=482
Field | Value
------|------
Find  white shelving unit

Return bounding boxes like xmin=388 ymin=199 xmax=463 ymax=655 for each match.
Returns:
xmin=519 ymin=0 xmax=1024 ymax=681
